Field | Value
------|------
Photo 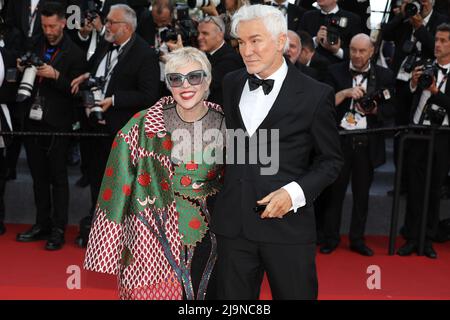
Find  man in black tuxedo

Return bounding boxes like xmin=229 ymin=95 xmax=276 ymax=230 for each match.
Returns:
xmin=71 ymin=4 xmax=159 ymax=245
xmin=211 ymin=4 xmax=343 ymax=300
xmin=298 ymin=30 xmax=330 ymax=82
xmin=269 ymin=0 xmax=305 ymax=31
xmin=15 ymin=2 xmax=86 ymax=250
xmin=397 ymin=23 xmax=450 ymax=259
xmin=298 ymin=0 xmax=362 ymax=64
xmin=321 ymin=34 xmax=395 ymax=256
xmin=6 ymin=0 xmax=69 ymax=50
xmin=286 ymin=30 xmax=319 ymax=80
xmin=197 ymin=16 xmax=243 ymax=105
xmin=136 ymin=0 xmax=172 ymax=47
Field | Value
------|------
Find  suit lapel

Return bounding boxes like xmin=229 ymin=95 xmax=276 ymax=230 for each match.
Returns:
xmin=229 ymin=70 xmax=248 ymax=131
xmin=258 ymin=63 xmax=304 ymax=131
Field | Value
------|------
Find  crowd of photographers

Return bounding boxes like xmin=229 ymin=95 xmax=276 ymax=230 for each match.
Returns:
xmin=0 ymin=0 xmax=449 ymax=258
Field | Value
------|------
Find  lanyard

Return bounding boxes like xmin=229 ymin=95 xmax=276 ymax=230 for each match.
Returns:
xmin=37 ymin=46 xmax=60 ymax=85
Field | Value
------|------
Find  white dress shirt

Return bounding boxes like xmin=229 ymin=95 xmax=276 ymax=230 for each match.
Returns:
xmin=239 ymin=61 xmax=306 ymax=212
xmin=412 ymin=61 xmax=450 ymax=126
xmin=94 ymin=37 xmax=132 ymax=105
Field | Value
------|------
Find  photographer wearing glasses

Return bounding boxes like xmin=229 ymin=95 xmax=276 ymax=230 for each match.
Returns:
xmin=397 ymin=23 xmax=450 ymax=259
xmin=70 ymin=4 xmax=160 ymax=247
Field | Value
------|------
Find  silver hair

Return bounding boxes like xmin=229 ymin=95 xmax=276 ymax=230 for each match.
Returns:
xmin=231 ymin=4 xmax=289 ymax=52
xmin=165 ymin=47 xmax=212 ymax=98
xmin=200 ymin=16 xmax=226 ymax=33
xmin=109 ymin=4 xmax=137 ymax=31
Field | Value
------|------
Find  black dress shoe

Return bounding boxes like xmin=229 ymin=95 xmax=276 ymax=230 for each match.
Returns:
xmin=0 ymin=222 xmax=5 ymax=235
xmin=397 ymin=241 xmax=417 ymax=256
xmin=350 ymin=243 xmax=374 ymax=256
xmin=16 ymin=224 xmax=51 ymax=242
xmin=423 ymin=245 xmax=437 ymax=259
xmin=319 ymin=243 xmax=338 ymax=254
xmin=45 ymin=228 xmax=65 ymax=251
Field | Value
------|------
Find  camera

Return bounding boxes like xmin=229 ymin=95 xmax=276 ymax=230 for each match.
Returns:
xmin=355 ymin=88 xmax=394 ymax=113
xmin=404 ymin=0 xmax=423 ymax=19
xmin=324 ymin=14 xmax=348 ymax=46
xmin=16 ymin=52 xmax=45 ymax=102
xmin=401 ymin=40 xmax=420 ymax=73
xmin=417 ymin=59 xmax=437 ymax=90
xmin=425 ymin=105 xmax=447 ymax=126
xmin=160 ymin=4 xmax=198 ymax=46
xmin=187 ymin=0 xmax=220 ymax=9
xmin=78 ymin=76 xmax=107 ymax=123
xmin=80 ymin=0 xmax=101 ymax=27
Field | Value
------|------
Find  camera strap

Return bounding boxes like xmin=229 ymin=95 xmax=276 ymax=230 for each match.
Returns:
xmin=37 ymin=46 xmax=60 ymax=85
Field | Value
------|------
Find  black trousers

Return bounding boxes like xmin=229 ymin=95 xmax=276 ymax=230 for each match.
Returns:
xmin=323 ymin=135 xmax=374 ymax=246
xmin=23 ymin=134 xmax=70 ymax=230
xmin=0 ymin=148 xmax=6 ymax=222
xmin=405 ymin=133 xmax=450 ymax=241
xmin=216 ymin=234 xmax=318 ymax=300
xmin=87 ymin=134 xmax=115 ymax=214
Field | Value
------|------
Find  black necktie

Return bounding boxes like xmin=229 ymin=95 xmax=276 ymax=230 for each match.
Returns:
xmin=248 ymin=74 xmax=275 ymax=95
xmin=437 ymin=65 xmax=448 ymax=75
xmin=108 ymin=44 xmax=119 ymax=52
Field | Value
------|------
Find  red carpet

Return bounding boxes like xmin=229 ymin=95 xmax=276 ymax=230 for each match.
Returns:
xmin=1 ymin=224 xmax=450 ymax=300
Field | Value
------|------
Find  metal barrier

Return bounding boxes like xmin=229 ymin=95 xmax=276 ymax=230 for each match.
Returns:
xmin=1 ymin=125 xmax=450 ymax=254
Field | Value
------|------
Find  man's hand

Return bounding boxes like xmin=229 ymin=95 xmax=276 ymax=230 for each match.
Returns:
xmin=71 ymin=72 xmax=90 ymax=95
xmin=410 ymin=66 xmax=423 ymax=91
xmin=428 ymin=77 xmax=439 ymax=95
xmin=409 ymin=14 xmax=424 ymax=30
xmin=36 ymin=64 xmax=60 ymax=80
xmin=322 ymin=37 xmax=341 ymax=54
xmin=201 ymin=2 xmax=219 ymax=16
xmin=98 ymin=97 xmax=113 ymax=112
xmin=346 ymin=86 xmax=366 ymax=100
xmin=257 ymin=188 xmax=293 ymax=219
xmin=16 ymin=58 xmax=25 ymax=73
xmin=166 ymin=34 xmax=184 ymax=52
xmin=316 ymin=26 xmax=327 ymax=46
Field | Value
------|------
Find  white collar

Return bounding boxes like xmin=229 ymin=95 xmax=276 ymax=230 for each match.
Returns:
xmin=116 ymin=36 xmax=132 ymax=52
xmin=321 ymin=5 xmax=339 ymax=15
xmin=209 ymin=41 xmax=225 ymax=55
xmin=254 ymin=59 xmax=288 ymax=81
xmin=423 ymin=9 xmax=433 ymax=25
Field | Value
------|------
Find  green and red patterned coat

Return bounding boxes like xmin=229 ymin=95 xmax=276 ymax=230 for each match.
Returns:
xmin=84 ymin=96 xmax=224 ymax=300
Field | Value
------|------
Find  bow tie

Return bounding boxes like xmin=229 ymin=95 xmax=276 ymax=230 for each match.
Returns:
xmin=248 ymin=74 xmax=275 ymax=95
xmin=107 ymin=44 xmax=119 ymax=52
xmin=437 ymin=65 xmax=448 ymax=75
xmin=350 ymin=69 xmax=369 ymax=78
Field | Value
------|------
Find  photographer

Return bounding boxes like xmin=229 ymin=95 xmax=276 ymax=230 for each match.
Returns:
xmin=70 ymin=4 xmax=160 ymax=246
xmin=397 ymin=23 xmax=450 ymax=259
xmin=381 ymin=1 xmax=448 ymax=195
xmin=298 ymin=0 xmax=362 ymax=64
xmin=297 ymin=30 xmax=330 ymax=82
xmin=321 ymin=33 xmax=395 ymax=256
xmin=14 ymin=2 xmax=86 ymax=250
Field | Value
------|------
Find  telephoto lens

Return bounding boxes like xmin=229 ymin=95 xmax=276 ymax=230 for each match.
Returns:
xmin=16 ymin=52 xmax=44 ymax=102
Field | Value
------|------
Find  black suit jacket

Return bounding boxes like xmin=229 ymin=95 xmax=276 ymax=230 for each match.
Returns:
xmin=208 ymin=42 xmax=243 ymax=106
xmin=309 ymin=52 xmax=330 ymax=82
xmin=325 ymin=62 xmax=396 ymax=167
xmin=211 ymin=62 xmax=344 ymax=244
xmin=298 ymin=8 xmax=362 ymax=64
xmin=295 ymin=61 xmax=319 ymax=80
xmin=381 ymin=11 xmax=449 ymax=74
xmin=23 ymin=33 xmax=86 ymax=130
xmin=88 ymin=34 xmax=160 ymax=133
xmin=6 ymin=0 xmax=69 ymax=50
xmin=268 ymin=3 xmax=305 ymax=31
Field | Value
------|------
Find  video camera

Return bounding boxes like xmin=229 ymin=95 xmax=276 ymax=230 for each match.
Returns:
xmin=355 ymin=88 xmax=394 ymax=113
xmin=324 ymin=14 xmax=348 ymax=46
xmin=16 ymin=52 xmax=45 ymax=102
xmin=160 ymin=4 xmax=198 ymax=46
xmin=77 ymin=76 xmax=107 ymax=123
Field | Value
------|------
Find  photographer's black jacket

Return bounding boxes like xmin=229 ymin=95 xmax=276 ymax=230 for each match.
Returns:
xmin=381 ymin=10 xmax=449 ymax=75
xmin=24 ymin=33 xmax=86 ymax=130
xmin=325 ymin=61 xmax=396 ymax=167
xmin=298 ymin=8 xmax=362 ymax=64
xmin=88 ymin=34 xmax=160 ymax=134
